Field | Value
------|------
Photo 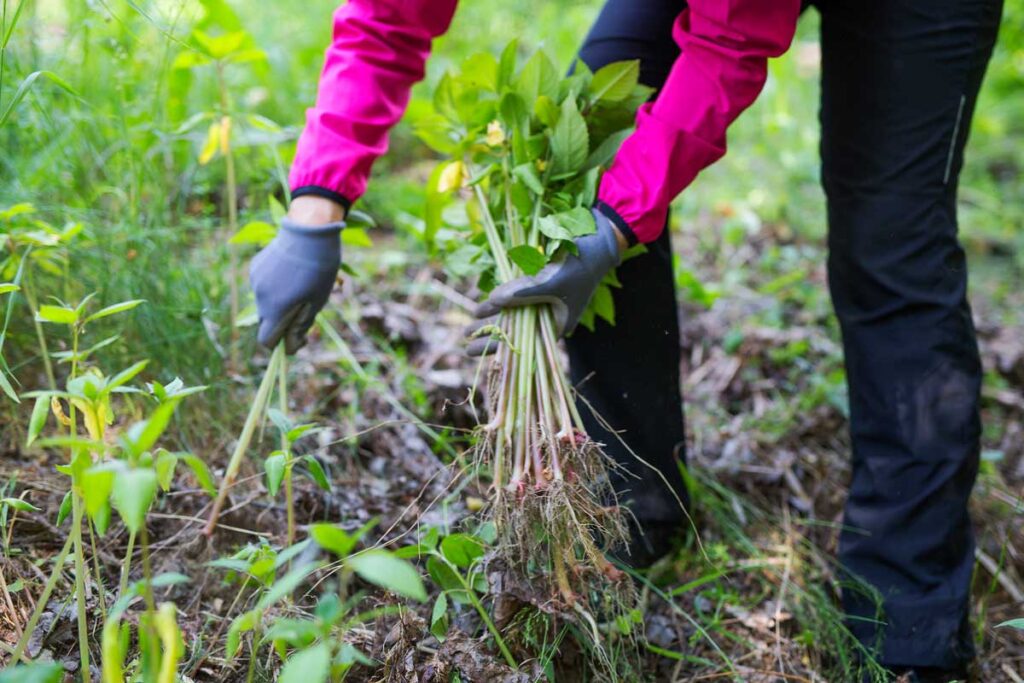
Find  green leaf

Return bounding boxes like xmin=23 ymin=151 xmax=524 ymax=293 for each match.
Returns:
xmin=0 ymin=662 xmax=64 ymax=683
xmin=284 ymin=422 xmax=317 ymax=444
xmin=257 ymin=562 xmax=317 ymax=611
xmin=430 ymin=593 xmax=449 ymax=641
xmin=111 ymin=468 xmax=158 ymax=534
xmin=549 ymin=97 xmax=589 ymax=178
xmin=229 ymin=221 xmax=276 ymax=246
xmin=997 ymin=618 xmax=1024 ymax=631
xmin=56 ymin=491 xmax=72 ymax=525
xmin=264 ymin=453 xmax=286 ymax=497
xmin=180 ymin=453 xmax=217 ymax=496
xmin=583 ymin=129 xmax=632 ymax=172
xmin=35 ymin=304 xmax=77 ymax=325
xmin=106 ymin=360 xmax=150 ymax=392
xmin=512 ymin=163 xmax=544 ymax=195
xmin=302 ymin=455 xmax=331 ymax=491
xmin=497 ymin=39 xmax=518 ymax=90
xmin=0 ymin=370 xmax=17 ymax=404
xmin=460 ymin=52 xmax=499 ymax=91
xmin=193 ymin=29 xmax=247 ymax=59
xmin=588 ymin=60 xmax=640 ymax=103
xmin=591 ymin=284 xmax=615 ymax=326
xmin=85 ymin=299 xmax=145 ymax=323
xmin=341 ymin=228 xmax=373 ymax=248
xmin=533 ymin=94 xmax=559 ymax=128
xmin=225 ymin=609 xmax=259 ymax=660
xmin=279 ymin=642 xmax=330 ymax=683
xmin=426 ymin=556 xmax=470 ymax=604
xmin=171 ymin=51 xmax=212 ymax=70
xmin=557 ymin=207 xmax=596 ymax=237
xmin=440 ymin=534 xmax=485 ymax=569
xmin=82 ymin=465 xmax=118 ymax=517
xmin=1 ymin=497 xmax=38 ymax=513
xmin=507 ymin=245 xmax=548 ymax=277
xmin=516 ymin=50 xmax=558 ymax=106
xmin=155 ymin=450 xmax=178 ymax=491
xmin=123 ymin=398 xmax=176 ymax=456
xmin=536 ymin=215 xmax=573 ymax=242
xmin=26 ymin=395 xmax=48 ymax=447
xmin=310 ymin=523 xmax=358 ymax=558
xmin=0 ymin=283 xmax=19 ymax=295
xmin=348 ymin=550 xmax=427 ymax=602
xmin=0 ymin=71 xmax=76 ymax=129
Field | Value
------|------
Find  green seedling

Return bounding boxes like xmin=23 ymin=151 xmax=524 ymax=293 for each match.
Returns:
xmin=0 ymin=203 xmax=82 ymax=391
xmin=13 ymin=296 xmax=205 ymax=681
xmin=266 ymin=405 xmax=327 ymax=547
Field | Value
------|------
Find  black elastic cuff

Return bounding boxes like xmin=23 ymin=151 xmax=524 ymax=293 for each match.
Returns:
xmin=594 ymin=200 xmax=639 ymax=247
xmin=291 ymin=186 xmax=353 ymax=213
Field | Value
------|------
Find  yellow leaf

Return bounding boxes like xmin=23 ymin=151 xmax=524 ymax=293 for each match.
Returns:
xmin=219 ymin=116 xmax=232 ymax=156
xmin=71 ymin=398 xmax=102 ymax=442
xmin=51 ymin=397 xmax=71 ymax=427
xmin=199 ymin=122 xmax=220 ymax=165
xmin=437 ymin=161 xmax=466 ymax=193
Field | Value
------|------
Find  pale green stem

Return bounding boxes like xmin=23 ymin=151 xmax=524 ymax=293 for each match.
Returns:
xmin=278 ymin=354 xmax=294 ymax=548
xmin=205 ymin=345 xmax=284 ymax=536
xmin=21 ymin=280 xmax=55 ymax=391
xmin=68 ymin=325 xmax=90 ymax=683
xmin=119 ymin=529 xmax=136 ymax=597
xmin=11 ymin=534 xmax=73 ymax=662
xmin=472 ymin=184 xmax=513 ymax=282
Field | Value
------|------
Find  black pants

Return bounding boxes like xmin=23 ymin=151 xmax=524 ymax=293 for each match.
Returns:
xmin=568 ymin=0 xmax=1002 ymax=670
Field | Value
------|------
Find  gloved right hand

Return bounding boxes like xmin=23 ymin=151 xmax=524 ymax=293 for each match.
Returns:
xmin=249 ymin=218 xmax=345 ymax=354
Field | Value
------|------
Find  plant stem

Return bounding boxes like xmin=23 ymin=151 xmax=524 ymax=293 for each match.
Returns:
xmin=277 ymin=353 xmax=294 ymax=547
xmin=456 ymin=568 xmax=517 ymax=669
xmin=87 ymin=521 xmax=107 ymax=615
xmin=217 ymin=63 xmax=240 ymax=372
xmin=11 ymin=534 xmax=73 ymax=663
xmin=139 ymin=523 xmax=160 ymax=669
xmin=119 ymin=529 xmax=136 ymax=597
xmin=473 ymin=184 xmax=513 ymax=282
xmin=205 ymin=345 xmax=284 ymax=536
xmin=21 ymin=280 xmax=55 ymax=391
xmin=70 ymin=493 xmax=90 ymax=682
xmin=68 ymin=324 xmax=90 ymax=683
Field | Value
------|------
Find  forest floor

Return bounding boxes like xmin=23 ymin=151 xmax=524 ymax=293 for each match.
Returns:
xmin=2 ymin=220 xmax=1023 ymax=683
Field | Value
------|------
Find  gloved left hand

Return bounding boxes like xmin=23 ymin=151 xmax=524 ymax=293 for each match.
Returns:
xmin=469 ymin=207 xmax=624 ymax=354
xmin=249 ymin=218 xmax=345 ymax=354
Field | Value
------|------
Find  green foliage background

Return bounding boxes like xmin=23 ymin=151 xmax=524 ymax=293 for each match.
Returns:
xmin=0 ymin=0 xmax=1021 ymax=411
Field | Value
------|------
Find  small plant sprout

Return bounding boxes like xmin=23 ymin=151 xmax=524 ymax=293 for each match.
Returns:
xmin=13 ymin=296 xmax=206 ymax=680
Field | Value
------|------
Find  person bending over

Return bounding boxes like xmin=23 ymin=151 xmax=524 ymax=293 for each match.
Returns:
xmin=248 ymin=1 xmax=1003 ymax=679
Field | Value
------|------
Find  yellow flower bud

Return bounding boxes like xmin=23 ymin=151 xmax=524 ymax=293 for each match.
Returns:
xmin=485 ymin=120 xmax=505 ymax=147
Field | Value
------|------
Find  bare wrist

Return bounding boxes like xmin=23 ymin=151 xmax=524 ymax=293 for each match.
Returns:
xmin=287 ymin=195 xmax=346 ymax=226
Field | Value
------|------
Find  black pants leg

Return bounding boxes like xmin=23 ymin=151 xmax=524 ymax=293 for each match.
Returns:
xmin=817 ymin=0 xmax=1002 ymax=669
xmin=571 ymin=0 xmax=690 ymax=527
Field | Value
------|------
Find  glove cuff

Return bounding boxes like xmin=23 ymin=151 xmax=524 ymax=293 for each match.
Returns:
xmin=280 ymin=218 xmax=347 ymax=237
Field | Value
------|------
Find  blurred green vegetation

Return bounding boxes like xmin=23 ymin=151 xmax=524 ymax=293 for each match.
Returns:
xmin=0 ymin=0 xmax=1021 ymax=402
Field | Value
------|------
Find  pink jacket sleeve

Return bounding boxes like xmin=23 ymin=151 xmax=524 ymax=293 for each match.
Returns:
xmin=288 ymin=0 xmax=459 ymax=208
xmin=596 ymin=0 xmax=801 ymax=244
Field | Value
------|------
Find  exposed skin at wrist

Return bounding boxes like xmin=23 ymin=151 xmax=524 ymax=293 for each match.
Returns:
xmin=612 ymin=225 xmax=629 ymax=253
xmin=287 ymin=195 xmax=346 ymax=226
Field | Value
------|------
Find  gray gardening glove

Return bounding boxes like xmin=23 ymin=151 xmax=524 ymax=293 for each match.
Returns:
xmin=249 ymin=218 xmax=345 ymax=354
xmin=469 ymin=207 xmax=623 ymax=355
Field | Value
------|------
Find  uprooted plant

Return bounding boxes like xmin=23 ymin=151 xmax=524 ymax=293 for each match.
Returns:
xmin=423 ymin=42 xmax=653 ymax=642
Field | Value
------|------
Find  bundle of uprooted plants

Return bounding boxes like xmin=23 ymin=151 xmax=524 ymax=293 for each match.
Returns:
xmin=422 ymin=42 xmax=653 ymax=641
